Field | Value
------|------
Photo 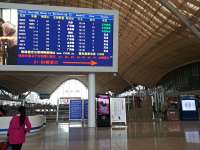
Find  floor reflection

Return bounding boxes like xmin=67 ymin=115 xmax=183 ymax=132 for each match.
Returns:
xmin=20 ymin=121 xmax=200 ymax=150
xmin=185 ymin=131 xmax=200 ymax=143
xmin=111 ymin=127 xmax=128 ymax=150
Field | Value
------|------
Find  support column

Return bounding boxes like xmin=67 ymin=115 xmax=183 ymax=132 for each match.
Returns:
xmin=56 ymin=98 xmax=59 ymax=123
xmin=88 ymin=73 xmax=96 ymax=127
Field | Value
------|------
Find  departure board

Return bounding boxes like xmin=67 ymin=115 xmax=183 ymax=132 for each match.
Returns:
xmin=0 ymin=2 xmax=118 ymax=72
xmin=17 ymin=10 xmax=113 ymax=66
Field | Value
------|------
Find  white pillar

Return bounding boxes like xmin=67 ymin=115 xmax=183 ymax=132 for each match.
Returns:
xmin=88 ymin=73 xmax=96 ymax=127
xmin=56 ymin=98 xmax=59 ymax=123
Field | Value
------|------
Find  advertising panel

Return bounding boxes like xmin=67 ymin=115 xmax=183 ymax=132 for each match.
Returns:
xmin=97 ymin=96 xmax=110 ymax=115
xmin=181 ymin=100 xmax=196 ymax=111
xmin=180 ymin=95 xmax=198 ymax=121
xmin=110 ymin=98 xmax=126 ymax=125
xmin=96 ymin=94 xmax=110 ymax=127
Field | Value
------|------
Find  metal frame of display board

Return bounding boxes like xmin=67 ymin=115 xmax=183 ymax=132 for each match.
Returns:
xmin=0 ymin=2 xmax=118 ymax=73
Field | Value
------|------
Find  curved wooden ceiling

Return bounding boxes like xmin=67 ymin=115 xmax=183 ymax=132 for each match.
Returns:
xmin=0 ymin=0 xmax=200 ymax=95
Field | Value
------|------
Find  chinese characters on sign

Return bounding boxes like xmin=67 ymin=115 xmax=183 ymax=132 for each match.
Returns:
xmin=17 ymin=10 xmax=113 ymax=66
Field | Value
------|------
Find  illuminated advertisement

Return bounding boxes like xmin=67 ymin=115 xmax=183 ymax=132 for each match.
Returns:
xmin=96 ymin=94 xmax=110 ymax=127
xmin=180 ymin=95 xmax=199 ymax=121
xmin=181 ymin=100 xmax=196 ymax=111
xmin=97 ymin=95 xmax=110 ymax=115
xmin=0 ymin=3 xmax=118 ymax=72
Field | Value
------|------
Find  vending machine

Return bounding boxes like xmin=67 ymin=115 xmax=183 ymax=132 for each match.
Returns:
xmin=96 ymin=94 xmax=111 ymax=127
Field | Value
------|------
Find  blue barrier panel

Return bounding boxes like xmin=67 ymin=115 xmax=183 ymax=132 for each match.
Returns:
xmin=69 ymin=99 xmax=82 ymax=120
xmin=84 ymin=100 xmax=88 ymax=119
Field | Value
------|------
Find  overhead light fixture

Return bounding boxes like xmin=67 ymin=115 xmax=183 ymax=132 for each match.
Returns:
xmin=68 ymin=74 xmax=87 ymax=77
xmin=113 ymin=73 xmax=117 ymax=77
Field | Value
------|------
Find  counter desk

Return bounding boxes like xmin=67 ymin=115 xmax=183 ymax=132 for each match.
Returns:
xmin=0 ymin=115 xmax=46 ymax=134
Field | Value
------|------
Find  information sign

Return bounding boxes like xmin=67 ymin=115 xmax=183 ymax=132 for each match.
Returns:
xmin=0 ymin=2 xmax=118 ymax=72
xmin=110 ymin=98 xmax=126 ymax=125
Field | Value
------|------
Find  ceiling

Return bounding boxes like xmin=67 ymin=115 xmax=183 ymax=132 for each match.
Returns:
xmin=0 ymin=0 xmax=200 ymax=95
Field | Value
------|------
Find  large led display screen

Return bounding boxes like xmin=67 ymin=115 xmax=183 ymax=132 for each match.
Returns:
xmin=0 ymin=3 xmax=118 ymax=72
xmin=181 ymin=100 xmax=196 ymax=111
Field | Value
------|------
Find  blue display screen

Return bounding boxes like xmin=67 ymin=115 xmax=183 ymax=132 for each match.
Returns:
xmin=17 ymin=9 xmax=113 ymax=66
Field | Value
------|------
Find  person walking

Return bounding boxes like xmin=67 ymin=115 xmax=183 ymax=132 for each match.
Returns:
xmin=7 ymin=106 xmax=32 ymax=150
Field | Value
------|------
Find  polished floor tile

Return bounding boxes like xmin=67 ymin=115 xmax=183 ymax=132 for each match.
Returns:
xmin=3 ymin=121 xmax=200 ymax=150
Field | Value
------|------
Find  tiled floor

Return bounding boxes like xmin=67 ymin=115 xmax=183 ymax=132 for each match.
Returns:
xmin=3 ymin=121 xmax=200 ymax=150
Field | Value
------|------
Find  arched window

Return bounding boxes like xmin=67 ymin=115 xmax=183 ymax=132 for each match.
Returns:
xmin=49 ymin=79 xmax=88 ymax=104
xmin=25 ymin=79 xmax=88 ymax=105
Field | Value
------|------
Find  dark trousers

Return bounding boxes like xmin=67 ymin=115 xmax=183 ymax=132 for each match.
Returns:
xmin=10 ymin=144 xmax=22 ymax=150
